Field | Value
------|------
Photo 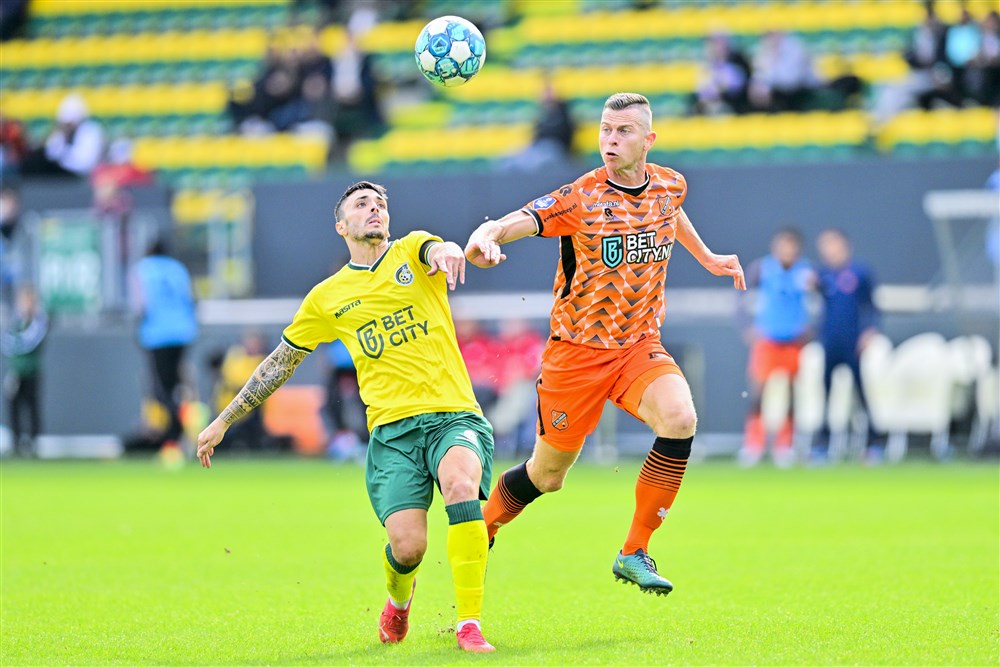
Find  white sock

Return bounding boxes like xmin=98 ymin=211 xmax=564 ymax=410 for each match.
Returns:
xmin=456 ymin=619 xmax=480 ymax=632
xmin=389 ymin=596 xmax=411 ymax=611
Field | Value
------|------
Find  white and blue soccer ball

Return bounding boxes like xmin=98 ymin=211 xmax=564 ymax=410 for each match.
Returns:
xmin=414 ymin=15 xmax=486 ymax=87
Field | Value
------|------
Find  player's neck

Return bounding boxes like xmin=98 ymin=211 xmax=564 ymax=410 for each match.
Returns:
xmin=348 ymin=239 xmax=390 ymax=267
xmin=607 ymin=162 xmax=648 ymax=188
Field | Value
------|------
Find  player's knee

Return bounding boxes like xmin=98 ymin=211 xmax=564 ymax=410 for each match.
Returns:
xmin=652 ymin=403 xmax=698 ymax=438
xmin=532 ymin=470 xmax=566 ymax=493
xmin=390 ymin=536 xmax=427 ymax=566
xmin=441 ymin=475 xmax=479 ymax=504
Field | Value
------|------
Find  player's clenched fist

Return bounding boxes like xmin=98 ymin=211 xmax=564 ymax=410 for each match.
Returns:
xmin=465 ymin=221 xmax=507 ymax=269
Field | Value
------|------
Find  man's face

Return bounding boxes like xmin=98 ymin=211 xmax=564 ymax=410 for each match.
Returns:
xmin=337 ymin=188 xmax=389 ymax=243
xmin=817 ymin=232 xmax=850 ymax=267
xmin=772 ymin=234 xmax=801 ymax=267
xmin=599 ymin=106 xmax=654 ymax=172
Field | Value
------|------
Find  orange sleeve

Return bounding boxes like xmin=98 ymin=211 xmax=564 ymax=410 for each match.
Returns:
xmin=521 ymin=180 xmax=584 ymax=238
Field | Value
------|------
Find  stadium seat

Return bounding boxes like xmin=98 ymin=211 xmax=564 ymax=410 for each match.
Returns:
xmin=970 ymin=366 xmax=999 ymax=455
xmin=875 ymin=333 xmax=954 ymax=461
xmin=5 ymin=0 xmax=996 ymax=178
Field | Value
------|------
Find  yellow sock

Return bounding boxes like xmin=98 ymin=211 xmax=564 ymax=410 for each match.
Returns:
xmin=445 ymin=500 xmax=488 ymax=623
xmin=382 ymin=543 xmax=419 ymax=608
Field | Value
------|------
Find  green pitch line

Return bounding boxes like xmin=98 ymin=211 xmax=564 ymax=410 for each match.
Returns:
xmin=1 ymin=458 xmax=996 ymax=665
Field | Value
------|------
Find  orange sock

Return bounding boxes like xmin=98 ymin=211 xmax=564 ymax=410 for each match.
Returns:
xmin=482 ymin=461 xmax=542 ymax=540
xmin=622 ymin=436 xmax=692 ymax=555
xmin=775 ymin=418 xmax=794 ymax=450
xmin=744 ymin=414 xmax=766 ymax=453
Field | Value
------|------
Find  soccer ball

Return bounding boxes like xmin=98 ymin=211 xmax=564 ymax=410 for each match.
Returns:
xmin=414 ymin=15 xmax=486 ymax=87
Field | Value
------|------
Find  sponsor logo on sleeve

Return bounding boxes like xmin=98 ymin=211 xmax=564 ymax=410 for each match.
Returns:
xmin=532 ymin=195 xmax=557 ymax=210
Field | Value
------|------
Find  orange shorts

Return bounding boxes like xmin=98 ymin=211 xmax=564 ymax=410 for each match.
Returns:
xmin=536 ymin=337 xmax=684 ymax=452
xmin=748 ymin=339 xmax=803 ymax=384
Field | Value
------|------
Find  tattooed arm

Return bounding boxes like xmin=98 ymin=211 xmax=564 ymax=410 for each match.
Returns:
xmin=196 ymin=340 xmax=308 ymax=468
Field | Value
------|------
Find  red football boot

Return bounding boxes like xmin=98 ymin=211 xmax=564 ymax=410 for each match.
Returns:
xmin=456 ymin=623 xmax=495 ymax=653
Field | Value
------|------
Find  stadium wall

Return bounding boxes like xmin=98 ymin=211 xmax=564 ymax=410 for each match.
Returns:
xmin=4 ymin=154 xmax=998 ymax=451
xmin=251 ymin=155 xmax=998 ymax=296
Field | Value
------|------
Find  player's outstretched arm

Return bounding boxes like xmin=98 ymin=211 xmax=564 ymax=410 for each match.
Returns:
xmin=426 ymin=241 xmax=466 ymax=290
xmin=197 ymin=340 xmax=308 ymax=468
xmin=464 ymin=210 xmax=538 ymax=269
xmin=674 ymin=207 xmax=746 ymax=291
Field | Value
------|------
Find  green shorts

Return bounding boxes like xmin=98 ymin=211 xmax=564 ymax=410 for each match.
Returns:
xmin=366 ymin=411 xmax=494 ymax=525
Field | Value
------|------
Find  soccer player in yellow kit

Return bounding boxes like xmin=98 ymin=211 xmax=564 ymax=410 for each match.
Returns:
xmin=197 ymin=181 xmax=496 ymax=653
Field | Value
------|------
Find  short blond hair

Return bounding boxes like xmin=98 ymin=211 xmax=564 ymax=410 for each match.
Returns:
xmin=603 ymin=93 xmax=652 ymax=131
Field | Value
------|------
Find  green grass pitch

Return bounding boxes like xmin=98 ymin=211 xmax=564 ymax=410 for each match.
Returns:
xmin=2 ymin=458 xmax=997 ymax=665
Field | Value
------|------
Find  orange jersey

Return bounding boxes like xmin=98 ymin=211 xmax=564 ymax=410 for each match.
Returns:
xmin=522 ymin=163 xmax=687 ymax=349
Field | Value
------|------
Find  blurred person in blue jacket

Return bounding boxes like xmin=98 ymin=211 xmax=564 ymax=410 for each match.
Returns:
xmin=813 ymin=228 xmax=884 ymax=463
xmin=739 ymin=227 xmax=815 ymax=467
xmin=129 ymin=239 xmax=198 ymax=451
xmin=1 ymin=284 xmax=47 ymax=456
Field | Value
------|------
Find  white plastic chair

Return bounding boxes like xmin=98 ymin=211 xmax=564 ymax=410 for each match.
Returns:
xmin=793 ymin=342 xmax=825 ymax=436
xmin=971 ymin=366 xmax=999 ymax=454
xmin=877 ymin=333 xmax=954 ymax=461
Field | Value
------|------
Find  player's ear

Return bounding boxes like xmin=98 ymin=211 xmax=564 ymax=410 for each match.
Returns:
xmin=334 ymin=218 xmax=346 ymax=237
xmin=645 ymin=130 xmax=657 ymax=151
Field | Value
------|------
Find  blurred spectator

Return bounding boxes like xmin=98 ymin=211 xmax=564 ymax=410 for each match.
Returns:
xmin=874 ymin=3 xmax=957 ymax=126
xmin=818 ymin=53 xmax=866 ymax=111
xmin=228 ymin=40 xmax=303 ymax=135
xmin=343 ymin=0 xmax=378 ymax=36
xmin=21 ymin=94 xmax=104 ymax=178
xmin=323 ymin=338 xmax=368 ymax=461
xmin=329 ymin=31 xmax=385 ymax=157
xmin=129 ymin=239 xmax=198 ymax=452
xmin=0 ymin=185 xmax=24 ymax=310
xmin=268 ymin=30 xmax=336 ymax=136
xmin=691 ymin=33 xmax=752 ymax=115
xmin=229 ymin=28 xmax=343 ymax=148
xmin=738 ymin=228 xmax=814 ymax=467
xmin=748 ymin=31 xmax=820 ymax=112
xmin=91 ymin=138 xmax=155 ymax=219
xmin=945 ymin=8 xmax=982 ymax=102
xmin=489 ymin=318 xmax=544 ymax=457
xmin=0 ymin=0 xmax=28 ymax=41
xmin=502 ymin=77 xmax=577 ymax=171
xmin=968 ymin=11 xmax=1000 ymax=106
xmin=209 ymin=329 xmax=273 ymax=451
xmin=455 ymin=318 xmax=501 ymax=417
xmin=291 ymin=28 xmax=336 ymax=138
xmin=1 ymin=284 xmax=47 ymax=457
xmin=812 ymin=228 xmax=884 ymax=464
xmin=0 ymin=116 xmax=29 ymax=179
xmin=90 ymin=139 xmax=155 ymax=313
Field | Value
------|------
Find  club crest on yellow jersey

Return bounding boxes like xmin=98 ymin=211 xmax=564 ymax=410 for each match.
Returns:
xmin=395 ymin=263 xmax=414 ymax=286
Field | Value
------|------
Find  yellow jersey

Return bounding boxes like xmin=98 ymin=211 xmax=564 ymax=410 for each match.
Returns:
xmin=282 ymin=231 xmax=481 ymax=430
